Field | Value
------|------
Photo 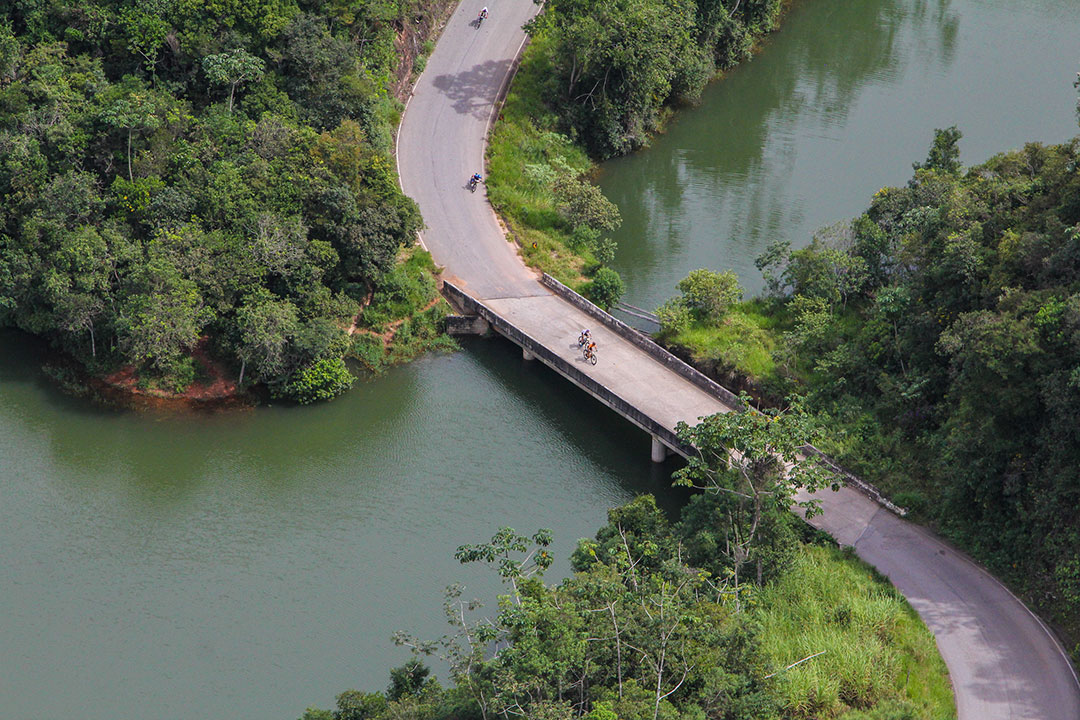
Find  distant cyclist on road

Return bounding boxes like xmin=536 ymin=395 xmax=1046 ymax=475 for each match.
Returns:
xmin=578 ymin=329 xmax=591 ymax=347
xmin=477 ymin=6 xmax=489 ymax=26
xmin=468 ymin=172 xmax=482 ymax=191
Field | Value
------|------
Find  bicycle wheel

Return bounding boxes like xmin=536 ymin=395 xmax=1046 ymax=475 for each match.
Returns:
xmin=589 ymin=353 xmax=597 ymax=366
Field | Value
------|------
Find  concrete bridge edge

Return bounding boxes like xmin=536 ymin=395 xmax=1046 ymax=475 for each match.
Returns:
xmin=441 ymin=281 xmax=694 ymax=461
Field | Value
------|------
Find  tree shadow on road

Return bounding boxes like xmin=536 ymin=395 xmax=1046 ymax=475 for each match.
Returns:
xmin=431 ymin=59 xmax=513 ymax=121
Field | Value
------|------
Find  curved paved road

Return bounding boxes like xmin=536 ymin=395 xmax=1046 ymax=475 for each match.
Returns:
xmin=396 ymin=2 xmax=1080 ymax=718
xmin=398 ymin=0 xmax=543 ymax=300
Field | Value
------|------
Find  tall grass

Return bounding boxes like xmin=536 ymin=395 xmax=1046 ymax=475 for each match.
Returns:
xmin=755 ymin=544 xmax=955 ymax=720
xmin=362 ymin=247 xmax=442 ymax=329
xmin=486 ymin=34 xmax=600 ymax=288
xmin=671 ymin=307 xmax=779 ymax=380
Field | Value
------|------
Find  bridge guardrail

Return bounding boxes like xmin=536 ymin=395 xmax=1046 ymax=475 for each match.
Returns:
xmin=442 ymin=280 xmax=695 ymax=457
xmin=537 ymin=274 xmax=906 ymax=516
xmin=540 ymin=274 xmax=746 ymax=411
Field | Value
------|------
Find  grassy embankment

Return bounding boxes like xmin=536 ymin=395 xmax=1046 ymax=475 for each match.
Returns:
xmin=658 ymin=298 xmax=792 ymax=393
xmin=757 ymin=543 xmax=955 ymax=719
xmin=485 ymin=33 xmax=600 ymax=290
xmin=485 ymin=2 xmax=802 ymax=293
xmin=349 ymin=247 xmax=457 ymax=373
xmin=655 ymin=300 xmax=875 ymax=406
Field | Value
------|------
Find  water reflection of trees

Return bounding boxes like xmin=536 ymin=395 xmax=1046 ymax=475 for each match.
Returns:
xmin=603 ymin=0 xmax=959 ymax=295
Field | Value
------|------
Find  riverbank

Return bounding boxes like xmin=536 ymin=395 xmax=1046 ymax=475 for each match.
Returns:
xmin=39 ymin=248 xmax=457 ymax=411
xmin=0 ymin=1 xmax=463 ymax=409
xmin=486 ymin=0 xmax=799 ymax=298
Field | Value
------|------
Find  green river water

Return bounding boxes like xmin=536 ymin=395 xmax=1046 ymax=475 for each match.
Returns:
xmin=2 ymin=0 xmax=1079 ymax=718
xmin=602 ymin=0 xmax=1080 ymax=307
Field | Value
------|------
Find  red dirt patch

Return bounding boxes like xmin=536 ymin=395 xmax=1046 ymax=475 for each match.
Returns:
xmin=98 ymin=337 xmax=250 ymax=410
xmin=390 ymin=1 xmax=460 ymax=102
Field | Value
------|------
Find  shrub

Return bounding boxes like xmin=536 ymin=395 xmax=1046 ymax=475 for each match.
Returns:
xmin=890 ymin=491 xmax=928 ymax=517
xmin=584 ymin=267 xmax=625 ymax=310
xmin=678 ymin=268 xmax=743 ymax=323
xmin=336 ymin=690 xmax=388 ymax=720
xmin=280 ymin=357 xmax=354 ymax=403
xmin=657 ymin=297 xmax=692 ymax=335
xmin=591 ymin=236 xmax=617 ymax=267
xmin=554 ymin=175 xmax=621 ymax=232
xmin=351 ymin=333 xmax=386 ymax=372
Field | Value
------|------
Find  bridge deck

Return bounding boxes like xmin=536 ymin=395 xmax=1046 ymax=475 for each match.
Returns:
xmin=485 ymin=293 xmax=731 ymax=440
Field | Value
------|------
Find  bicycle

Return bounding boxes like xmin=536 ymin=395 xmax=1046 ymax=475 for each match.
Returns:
xmin=476 ymin=8 xmax=488 ymax=27
xmin=582 ymin=346 xmax=598 ymax=366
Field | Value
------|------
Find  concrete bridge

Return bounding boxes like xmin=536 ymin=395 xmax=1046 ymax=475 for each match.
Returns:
xmin=395 ymin=1 xmax=1080 ymax=718
xmin=442 ymin=273 xmax=739 ymax=463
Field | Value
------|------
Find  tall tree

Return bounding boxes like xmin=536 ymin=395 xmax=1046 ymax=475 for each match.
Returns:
xmin=116 ymin=258 xmax=209 ymax=373
xmin=100 ymin=83 xmax=168 ymax=181
xmin=233 ymin=290 xmax=300 ymax=386
xmin=674 ymin=397 xmax=834 ymax=599
xmin=202 ymin=49 xmax=265 ymax=113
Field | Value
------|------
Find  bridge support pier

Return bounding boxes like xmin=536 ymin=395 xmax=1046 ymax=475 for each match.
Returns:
xmin=522 ymin=347 xmax=535 ymax=361
xmin=650 ymin=435 xmax=669 ymax=463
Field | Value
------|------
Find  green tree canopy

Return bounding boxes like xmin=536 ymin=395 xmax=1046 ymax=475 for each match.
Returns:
xmin=1 ymin=0 xmax=438 ymax=399
xmin=202 ymin=48 xmax=265 ymax=112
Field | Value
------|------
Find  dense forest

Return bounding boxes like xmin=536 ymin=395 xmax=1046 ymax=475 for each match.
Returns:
xmin=0 ymin=1 xmax=448 ymax=401
xmin=527 ymin=0 xmax=786 ymax=158
xmin=660 ymin=122 xmax=1080 ymax=647
xmin=301 ymin=403 xmax=953 ymax=720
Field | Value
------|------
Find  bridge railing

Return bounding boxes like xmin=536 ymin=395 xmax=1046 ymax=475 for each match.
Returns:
xmin=539 ymin=274 xmax=746 ymax=411
xmin=537 ymin=275 xmax=907 ymax=515
xmin=441 ymin=280 xmax=695 ymax=458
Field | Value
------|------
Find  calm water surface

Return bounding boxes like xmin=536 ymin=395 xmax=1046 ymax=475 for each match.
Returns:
xmin=0 ymin=332 xmax=677 ymax=719
xmin=4 ymin=0 xmax=1080 ymax=717
xmin=601 ymin=0 xmax=1080 ymax=308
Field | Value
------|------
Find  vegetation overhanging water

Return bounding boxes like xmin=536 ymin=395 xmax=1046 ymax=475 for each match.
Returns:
xmin=2 ymin=0 xmax=1080 ymax=717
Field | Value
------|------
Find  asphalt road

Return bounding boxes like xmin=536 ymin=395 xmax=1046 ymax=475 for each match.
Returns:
xmin=395 ymin=2 xmax=1080 ymax=717
xmin=397 ymin=0 xmax=544 ymax=300
xmin=799 ymin=487 xmax=1080 ymax=719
